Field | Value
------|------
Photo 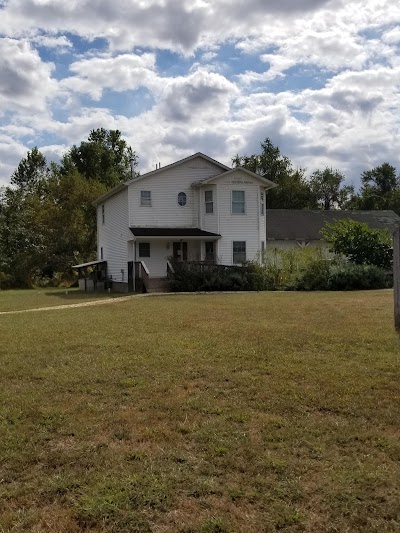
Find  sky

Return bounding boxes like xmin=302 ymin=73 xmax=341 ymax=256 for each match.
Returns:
xmin=0 ymin=0 xmax=399 ymax=188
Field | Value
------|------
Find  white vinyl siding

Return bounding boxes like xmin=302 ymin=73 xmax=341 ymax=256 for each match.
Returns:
xmin=201 ymin=185 xmax=218 ymax=235
xmin=216 ymin=171 xmax=262 ymax=265
xmin=129 ymin=157 xmax=224 ymax=228
xmin=97 ymin=188 xmax=130 ymax=282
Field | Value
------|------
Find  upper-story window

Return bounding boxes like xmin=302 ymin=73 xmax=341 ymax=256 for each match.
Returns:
xmin=177 ymin=192 xmax=187 ymax=207
xmin=205 ymin=190 xmax=213 ymax=214
xmin=260 ymin=189 xmax=265 ymax=216
xmin=101 ymin=204 xmax=105 ymax=224
xmin=232 ymin=190 xmax=245 ymax=214
xmin=140 ymin=190 xmax=152 ymax=207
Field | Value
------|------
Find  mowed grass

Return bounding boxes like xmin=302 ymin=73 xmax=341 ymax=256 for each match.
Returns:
xmin=0 ymin=288 xmax=126 ymax=312
xmin=0 ymin=291 xmax=399 ymax=533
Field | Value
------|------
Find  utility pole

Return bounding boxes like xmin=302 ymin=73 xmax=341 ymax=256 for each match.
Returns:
xmin=394 ymin=227 xmax=400 ymax=331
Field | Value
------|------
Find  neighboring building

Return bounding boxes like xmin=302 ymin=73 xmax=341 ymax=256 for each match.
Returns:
xmin=266 ymin=209 xmax=400 ymax=250
xmin=82 ymin=152 xmax=276 ymax=291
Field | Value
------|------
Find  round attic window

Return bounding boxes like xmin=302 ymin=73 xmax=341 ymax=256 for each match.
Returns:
xmin=178 ymin=192 xmax=187 ymax=206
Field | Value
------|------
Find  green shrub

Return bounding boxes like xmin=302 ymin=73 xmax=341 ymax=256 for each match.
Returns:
xmin=0 ymin=271 xmax=13 ymax=290
xmin=327 ymin=263 xmax=388 ymax=290
xmin=169 ymin=260 xmax=264 ymax=292
xmin=168 ymin=246 xmax=389 ymax=293
xmin=292 ymin=259 xmax=389 ymax=291
xmin=289 ymin=258 xmax=332 ymax=291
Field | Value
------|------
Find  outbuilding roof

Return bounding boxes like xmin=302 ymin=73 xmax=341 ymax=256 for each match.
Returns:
xmin=266 ymin=209 xmax=400 ymax=241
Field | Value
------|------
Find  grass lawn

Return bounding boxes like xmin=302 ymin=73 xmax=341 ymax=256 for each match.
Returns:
xmin=0 ymin=288 xmax=126 ymax=313
xmin=0 ymin=290 xmax=399 ymax=532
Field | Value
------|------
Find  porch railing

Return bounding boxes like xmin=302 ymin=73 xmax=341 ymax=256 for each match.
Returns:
xmin=166 ymin=259 xmax=175 ymax=280
xmin=134 ymin=261 xmax=150 ymax=292
xmin=177 ymin=261 xmax=243 ymax=273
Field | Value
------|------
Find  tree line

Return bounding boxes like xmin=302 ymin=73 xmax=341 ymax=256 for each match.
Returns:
xmin=233 ymin=138 xmax=400 ymax=213
xmin=0 ymin=133 xmax=399 ymax=288
xmin=0 ymin=129 xmax=137 ymax=288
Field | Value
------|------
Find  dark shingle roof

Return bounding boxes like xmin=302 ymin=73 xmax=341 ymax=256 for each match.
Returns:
xmin=266 ymin=209 xmax=400 ymax=241
xmin=130 ymin=227 xmax=220 ymax=237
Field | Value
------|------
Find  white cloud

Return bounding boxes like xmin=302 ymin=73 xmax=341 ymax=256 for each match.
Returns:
xmin=0 ymin=134 xmax=28 ymax=186
xmin=0 ymin=0 xmax=400 ymax=188
xmin=0 ymin=38 xmax=57 ymax=114
xmin=31 ymin=34 xmax=72 ymax=50
xmin=61 ymin=52 xmax=157 ymax=99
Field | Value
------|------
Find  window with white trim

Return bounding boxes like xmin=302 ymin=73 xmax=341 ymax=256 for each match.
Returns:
xmin=101 ymin=204 xmax=105 ymax=224
xmin=233 ymin=241 xmax=246 ymax=264
xmin=139 ymin=242 xmax=150 ymax=257
xmin=140 ymin=190 xmax=152 ymax=206
xmin=260 ymin=190 xmax=264 ymax=215
xmin=261 ymin=241 xmax=265 ymax=263
xmin=178 ymin=192 xmax=187 ymax=207
xmin=205 ymin=190 xmax=213 ymax=214
xmin=100 ymin=247 xmax=104 ymax=260
xmin=232 ymin=190 xmax=245 ymax=214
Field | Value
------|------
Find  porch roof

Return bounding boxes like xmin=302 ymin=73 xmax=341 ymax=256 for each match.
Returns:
xmin=129 ymin=227 xmax=221 ymax=239
xmin=72 ymin=260 xmax=107 ymax=269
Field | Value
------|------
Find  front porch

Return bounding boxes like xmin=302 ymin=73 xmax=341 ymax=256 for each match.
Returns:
xmin=129 ymin=227 xmax=221 ymax=281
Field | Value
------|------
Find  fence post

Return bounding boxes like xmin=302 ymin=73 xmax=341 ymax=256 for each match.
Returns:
xmin=394 ymin=227 xmax=400 ymax=331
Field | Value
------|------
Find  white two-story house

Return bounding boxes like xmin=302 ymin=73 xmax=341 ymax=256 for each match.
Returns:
xmin=88 ymin=152 xmax=276 ymax=291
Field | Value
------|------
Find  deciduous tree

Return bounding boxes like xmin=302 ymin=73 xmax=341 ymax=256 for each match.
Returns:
xmin=321 ymin=219 xmax=392 ymax=270
xmin=233 ymin=138 xmax=315 ymax=209
xmin=61 ymin=128 xmax=138 ymax=188
xmin=309 ymin=167 xmax=354 ymax=210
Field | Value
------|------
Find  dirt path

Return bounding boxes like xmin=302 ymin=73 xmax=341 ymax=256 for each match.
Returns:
xmin=0 ymin=293 xmax=150 ymax=315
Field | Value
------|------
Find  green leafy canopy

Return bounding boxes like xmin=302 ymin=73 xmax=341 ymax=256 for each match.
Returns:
xmin=321 ymin=219 xmax=393 ymax=270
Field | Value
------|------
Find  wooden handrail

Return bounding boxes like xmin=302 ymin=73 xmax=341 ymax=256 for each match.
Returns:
xmin=166 ymin=260 xmax=175 ymax=275
xmin=140 ymin=261 xmax=150 ymax=275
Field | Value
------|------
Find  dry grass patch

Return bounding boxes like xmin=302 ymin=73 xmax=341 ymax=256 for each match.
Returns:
xmin=0 ymin=290 xmax=399 ymax=532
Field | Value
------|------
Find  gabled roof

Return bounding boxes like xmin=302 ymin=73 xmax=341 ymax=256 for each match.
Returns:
xmin=93 ymin=152 xmax=230 ymax=205
xmin=126 ymin=152 xmax=230 ymax=186
xmin=266 ymin=209 xmax=400 ymax=241
xmin=192 ymin=167 xmax=277 ymax=189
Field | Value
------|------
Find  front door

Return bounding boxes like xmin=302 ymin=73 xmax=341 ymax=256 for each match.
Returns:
xmin=173 ymin=241 xmax=188 ymax=261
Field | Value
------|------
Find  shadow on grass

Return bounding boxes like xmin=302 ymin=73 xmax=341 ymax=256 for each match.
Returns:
xmin=43 ymin=289 xmax=127 ymax=300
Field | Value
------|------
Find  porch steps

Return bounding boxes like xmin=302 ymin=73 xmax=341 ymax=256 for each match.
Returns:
xmin=146 ymin=277 xmax=170 ymax=293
